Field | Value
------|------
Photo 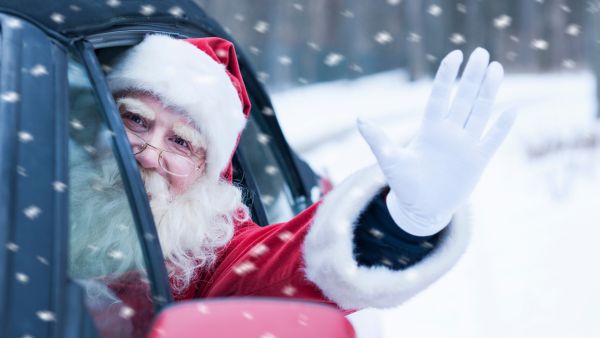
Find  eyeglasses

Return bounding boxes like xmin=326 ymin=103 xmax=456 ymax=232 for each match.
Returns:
xmin=127 ymin=132 xmax=201 ymax=177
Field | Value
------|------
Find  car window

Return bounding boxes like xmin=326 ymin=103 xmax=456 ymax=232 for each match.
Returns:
xmin=238 ymin=109 xmax=296 ymax=224
xmin=66 ymin=54 xmax=155 ymax=338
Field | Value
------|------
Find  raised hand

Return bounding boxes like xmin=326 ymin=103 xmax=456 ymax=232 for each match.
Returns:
xmin=358 ymin=48 xmax=516 ymax=236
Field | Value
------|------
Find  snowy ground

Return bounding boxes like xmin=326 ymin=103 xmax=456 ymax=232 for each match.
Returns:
xmin=271 ymin=70 xmax=600 ymax=338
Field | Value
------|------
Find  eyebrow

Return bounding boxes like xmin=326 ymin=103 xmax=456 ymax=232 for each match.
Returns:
xmin=173 ymin=123 xmax=206 ymax=150
xmin=116 ymin=97 xmax=156 ymax=121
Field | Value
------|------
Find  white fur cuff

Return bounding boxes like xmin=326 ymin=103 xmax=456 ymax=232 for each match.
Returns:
xmin=303 ymin=164 xmax=471 ymax=310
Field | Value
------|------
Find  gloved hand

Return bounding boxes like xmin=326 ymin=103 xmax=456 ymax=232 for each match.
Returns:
xmin=358 ymin=47 xmax=516 ymax=236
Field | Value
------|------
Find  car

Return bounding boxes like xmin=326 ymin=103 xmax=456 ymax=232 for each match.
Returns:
xmin=0 ymin=1 xmax=347 ymax=337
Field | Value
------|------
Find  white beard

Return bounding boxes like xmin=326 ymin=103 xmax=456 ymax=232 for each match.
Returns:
xmin=69 ymin=152 xmax=249 ymax=294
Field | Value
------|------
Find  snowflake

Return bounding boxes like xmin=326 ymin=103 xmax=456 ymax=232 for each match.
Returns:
xmin=349 ymin=63 xmax=363 ymax=73
xmin=369 ymin=228 xmax=384 ymax=239
xmin=24 ymin=206 xmax=41 ymax=220
xmin=426 ymin=54 xmax=437 ymax=62
xmin=30 ymin=64 xmax=49 ymax=77
xmin=242 ymin=311 xmax=254 ymax=320
xmin=307 ymin=41 xmax=321 ymax=51
xmin=144 ymin=232 xmax=156 ymax=241
xmin=298 ymin=314 xmax=308 ymax=326
xmin=101 ymin=64 xmax=112 ymax=73
xmin=281 ymin=285 xmax=297 ymax=296
xmin=449 ymin=33 xmax=466 ymax=45
xmin=374 ymin=31 xmax=393 ymax=45
xmin=52 ymin=181 xmax=67 ymax=193
xmin=16 ymin=272 xmax=29 ymax=283
xmin=50 ymin=13 xmax=65 ymax=24
xmin=397 ymin=256 xmax=410 ymax=265
xmin=119 ymin=306 xmax=135 ymax=319
xmin=340 ymin=9 xmax=354 ymax=18
xmin=36 ymin=311 xmax=56 ymax=322
xmin=257 ymin=72 xmax=270 ymax=83
xmin=1 ymin=91 xmax=20 ymax=103
xmin=387 ymin=0 xmax=402 ymax=5
xmin=494 ymin=15 xmax=512 ymax=29
xmin=197 ymin=304 xmax=210 ymax=314
xmin=169 ymin=6 xmax=184 ymax=17
xmin=298 ymin=78 xmax=309 ymax=85
xmin=254 ymin=21 xmax=269 ymax=33
xmin=562 ymin=59 xmax=576 ymax=69
xmin=6 ymin=18 xmax=23 ymax=29
xmin=456 ymin=3 xmax=467 ymax=13
xmin=421 ymin=241 xmax=434 ymax=249
xmin=69 ymin=5 xmax=82 ymax=12
xmin=324 ymin=53 xmax=344 ymax=67
xmin=510 ymin=35 xmax=519 ymax=42
xmin=506 ymin=51 xmax=518 ymax=61
xmin=18 ymin=132 xmax=34 ymax=143
xmin=6 ymin=242 xmax=19 ymax=252
xmin=249 ymin=46 xmax=261 ymax=55
xmin=234 ymin=13 xmax=245 ymax=21
xmin=565 ymin=24 xmax=581 ymax=36
xmin=17 ymin=166 xmax=27 ymax=177
xmin=84 ymin=145 xmax=96 ymax=154
xmin=106 ymin=0 xmax=121 ymax=7
xmin=250 ymin=243 xmax=269 ymax=257
xmin=531 ymin=39 xmax=549 ymax=50
xmin=262 ymin=106 xmax=274 ymax=116
xmin=108 ymin=250 xmax=125 ymax=260
xmin=70 ymin=119 xmax=84 ymax=130
xmin=407 ymin=32 xmax=421 ymax=43
xmin=278 ymin=56 xmax=293 ymax=66
xmin=257 ymin=133 xmax=270 ymax=144
xmin=278 ymin=231 xmax=293 ymax=242
xmin=261 ymin=195 xmax=274 ymax=206
xmin=380 ymin=258 xmax=393 ymax=267
xmin=560 ymin=4 xmax=571 ymax=12
xmin=233 ymin=261 xmax=256 ymax=275
xmin=140 ymin=5 xmax=156 ymax=16
xmin=293 ymin=3 xmax=304 ymax=11
xmin=428 ymin=4 xmax=443 ymax=16
xmin=260 ymin=333 xmax=276 ymax=338
xmin=37 ymin=256 xmax=49 ymax=265
xmin=265 ymin=165 xmax=278 ymax=175
xmin=216 ymin=49 xmax=228 ymax=58
xmin=22 ymin=334 xmax=34 ymax=338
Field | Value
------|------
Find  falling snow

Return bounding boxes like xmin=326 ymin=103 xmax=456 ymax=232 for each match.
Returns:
xmin=282 ymin=285 xmax=297 ymax=296
xmin=1 ymin=91 xmax=20 ymax=103
xmin=278 ymin=231 xmax=293 ymax=242
xmin=260 ymin=332 xmax=276 ymax=338
xmin=324 ymin=53 xmax=344 ymax=67
xmin=257 ymin=133 xmax=270 ymax=144
xmin=369 ymin=228 xmax=385 ymax=239
xmin=387 ymin=0 xmax=402 ymax=5
xmin=293 ymin=3 xmax=304 ymax=11
xmin=6 ymin=18 xmax=23 ymax=29
xmin=50 ymin=13 xmax=65 ymax=24
xmin=70 ymin=119 xmax=84 ymax=130
xmin=261 ymin=195 xmax=274 ymax=205
xmin=265 ymin=165 xmax=278 ymax=175
xmin=37 ymin=256 xmax=49 ymax=265
xmin=565 ymin=24 xmax=581 ymax=36
xmin=254 ymin=21 xmax=269 ymax=33
xmin=169 ymin=6 xmax=184 ymax=17
xmin=278 ymin=56 xmax=293 ymax=66
xmin=36 ymin=311 xmax=56 ymax=322
xmin=52 ymin=181 xmax=66 ymax=192
xmin=531 ymin=39 xmax=549 ymax=50
xmin=249 ymin=46 xmax=261 ymax=55
xmin=449 ymin=33 xmax=466 ymax=45
xmin=69 ymin=5 xmax=81 ymax=12
xmin=562 ymin=59 xmax=576 ymax=69
xmin=30 ymin=64 xmax=49 ymax=77
xmin=250 ymin=243 xmax=269 ymax=257
xmin=457 ymin=3 xmax=467 ymax=13
xmin=15 ymin=272 xmax=29 ymax=284
xmin=242 ymin=311 xmax=254 ymax=320
xmin=233 ymin=261 xmax=257 ymax=275
xmin=341 ymin=9 xmax=354 ymax=18
xmin=407 ymin=32 xmax=421 ymax=43
xmin=139 ymin=5 xmax=156 ymax=16
xmin=494 ymin=15 xmax=512 ymax=29
xmin=24 ymin=206 xmax=41 ymax=220
xmin=257 ymin=72 xmax=270 ymax=83
xmin=374 ymin=31 xmax=393 ymax=45
xmin=106 ymin=0 xmax=121 ymax=7
xmin=427 ymin=5 xmax=442 ymax=16
xmin=119 ymin=306 xmax=135 ymax=319
xmin=107 ymin=250 xmax=125 ymax=260
xmin=18 ymin=132 xmax=34 ymax=143
xmin=307 ymin=41 xmax=321 ymax=51
xmin=6 ymin=242 xmax=19 ymax=252
xmin=197 ymin=304 xmax=210 ymax=314
xmin=262 ymin=107 xmax=275 ymax=116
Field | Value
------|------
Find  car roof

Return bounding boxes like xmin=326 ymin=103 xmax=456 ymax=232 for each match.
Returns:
xmin=0 ymin=0 xmax=209 ymax=38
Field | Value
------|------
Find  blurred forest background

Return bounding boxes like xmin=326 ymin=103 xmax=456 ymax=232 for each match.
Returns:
xmin=193 ymin=0 xmax=600 ymax=116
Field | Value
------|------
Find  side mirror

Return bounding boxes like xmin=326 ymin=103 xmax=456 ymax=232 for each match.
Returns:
xmin=148 ymin=298 xmax=356 ymax=338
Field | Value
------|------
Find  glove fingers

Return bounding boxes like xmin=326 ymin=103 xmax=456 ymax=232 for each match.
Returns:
xmin=357 ymin=118 xmax=397 ymax=163
xmin=480 ymin=107 xmax=517 ymax=159
xmin=446 ymin=48 xmax=490 ymax=127
xmin=424 ymin=50 xmax=463 ymax=123
xmin=464 ymin=61 xmax=504 ymax=138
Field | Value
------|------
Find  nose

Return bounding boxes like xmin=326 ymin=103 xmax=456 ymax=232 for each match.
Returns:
xmin=129 ymin=133 xmax=165 ymax=175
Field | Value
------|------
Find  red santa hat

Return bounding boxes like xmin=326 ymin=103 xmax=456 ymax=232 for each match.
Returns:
xmin=107 ymin=34 xmax=251 ymax=182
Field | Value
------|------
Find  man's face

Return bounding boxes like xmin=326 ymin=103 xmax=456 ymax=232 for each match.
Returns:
xmin=116 ymin=92 xmax=207 ymax=196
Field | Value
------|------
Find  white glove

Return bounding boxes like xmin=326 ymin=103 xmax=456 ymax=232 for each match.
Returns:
xmin=358 ymin=47 xmax=516 ymax=236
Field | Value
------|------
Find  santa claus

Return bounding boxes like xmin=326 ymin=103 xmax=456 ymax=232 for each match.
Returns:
xmin=69 ymin=34 xmax=514 ymax=320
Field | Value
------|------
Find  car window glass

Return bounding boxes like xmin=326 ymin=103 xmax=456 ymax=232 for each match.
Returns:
xmin=239 ymin=111 xmax=296 ymax=224
xmin=66 ymin=55 xmax=154 ymax=338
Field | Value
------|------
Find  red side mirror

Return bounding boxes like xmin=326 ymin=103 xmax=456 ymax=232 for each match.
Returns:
xmin=148 ymin=298 xmax=356 ymax=338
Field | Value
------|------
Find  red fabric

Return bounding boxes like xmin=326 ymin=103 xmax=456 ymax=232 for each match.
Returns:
xmin=173 ymin=202 xmax=352 ymax=313
xmin=183 ymin=37 xmax=251 ymax=182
